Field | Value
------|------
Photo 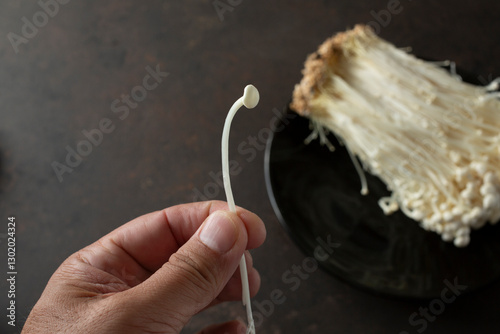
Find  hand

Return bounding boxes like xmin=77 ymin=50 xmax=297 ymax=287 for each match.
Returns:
xmin=22 ymin=201 xmax=266 ymax=334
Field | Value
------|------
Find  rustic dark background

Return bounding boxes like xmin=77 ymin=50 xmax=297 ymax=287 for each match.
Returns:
xmin=0 ymin=0 xmax=499 ymax=333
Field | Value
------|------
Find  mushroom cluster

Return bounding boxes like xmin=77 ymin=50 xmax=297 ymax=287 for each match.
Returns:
xmin=291 ymin=25 xmax=500 ymax=247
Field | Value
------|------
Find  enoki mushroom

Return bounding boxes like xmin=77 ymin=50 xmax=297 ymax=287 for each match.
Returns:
xmin=222 ymin=85 xmax=260 ymax=334
xmin=291 ymin=25 xmax=500 ymax=247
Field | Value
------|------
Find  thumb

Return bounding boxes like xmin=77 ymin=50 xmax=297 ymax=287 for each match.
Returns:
xmin=134 ymin=210 xmax=248 ymax=328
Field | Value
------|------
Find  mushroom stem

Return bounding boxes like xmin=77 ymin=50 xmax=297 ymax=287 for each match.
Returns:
xmin=222 ymin=85 xmax=260 ymax=334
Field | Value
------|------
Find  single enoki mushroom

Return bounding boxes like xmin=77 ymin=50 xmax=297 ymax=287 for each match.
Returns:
xmin=291 ymin=25 xmax=500 ymax=247
xmin=222 ymin=85 xmax=260 ymax=334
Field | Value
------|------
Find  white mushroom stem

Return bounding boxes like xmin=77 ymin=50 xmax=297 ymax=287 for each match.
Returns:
xmin=222 ymin=85 xmax=260 ymax=334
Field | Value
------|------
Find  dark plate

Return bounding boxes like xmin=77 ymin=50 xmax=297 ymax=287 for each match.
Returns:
xmin=264 ymin=74 xmax=500 ymax=299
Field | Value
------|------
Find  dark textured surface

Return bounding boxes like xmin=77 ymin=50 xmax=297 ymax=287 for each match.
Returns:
xmin=267 ymin=112 xmax=500 ymax=300
xmin=0 ymin=1 xmax=499 ymax=333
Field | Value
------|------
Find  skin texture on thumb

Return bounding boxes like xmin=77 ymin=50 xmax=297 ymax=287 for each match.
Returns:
xmin=127 ymin=210 xmax=250 ymax=330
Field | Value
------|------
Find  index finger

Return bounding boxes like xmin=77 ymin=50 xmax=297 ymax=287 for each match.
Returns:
xmin=105 ymin=200 xmax=266 ymax=273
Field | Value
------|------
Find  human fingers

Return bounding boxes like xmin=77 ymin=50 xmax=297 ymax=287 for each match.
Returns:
xmin=102 ymin=200 xmax=266 ymax=274
xmin=119 ymin=210 xmax=262 ymax=331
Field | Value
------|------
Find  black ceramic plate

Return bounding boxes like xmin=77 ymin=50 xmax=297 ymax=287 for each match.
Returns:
xmin=265 ymin=75 xmax=500 ymax=300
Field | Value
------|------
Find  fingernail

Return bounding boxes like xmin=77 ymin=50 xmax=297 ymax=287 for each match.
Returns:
xmin=200 ymin=211 xmax=238 ymax=253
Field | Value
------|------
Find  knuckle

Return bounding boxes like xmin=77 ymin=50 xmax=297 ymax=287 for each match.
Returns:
xmin=168 ymin=251 xmax=220 ymax=299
